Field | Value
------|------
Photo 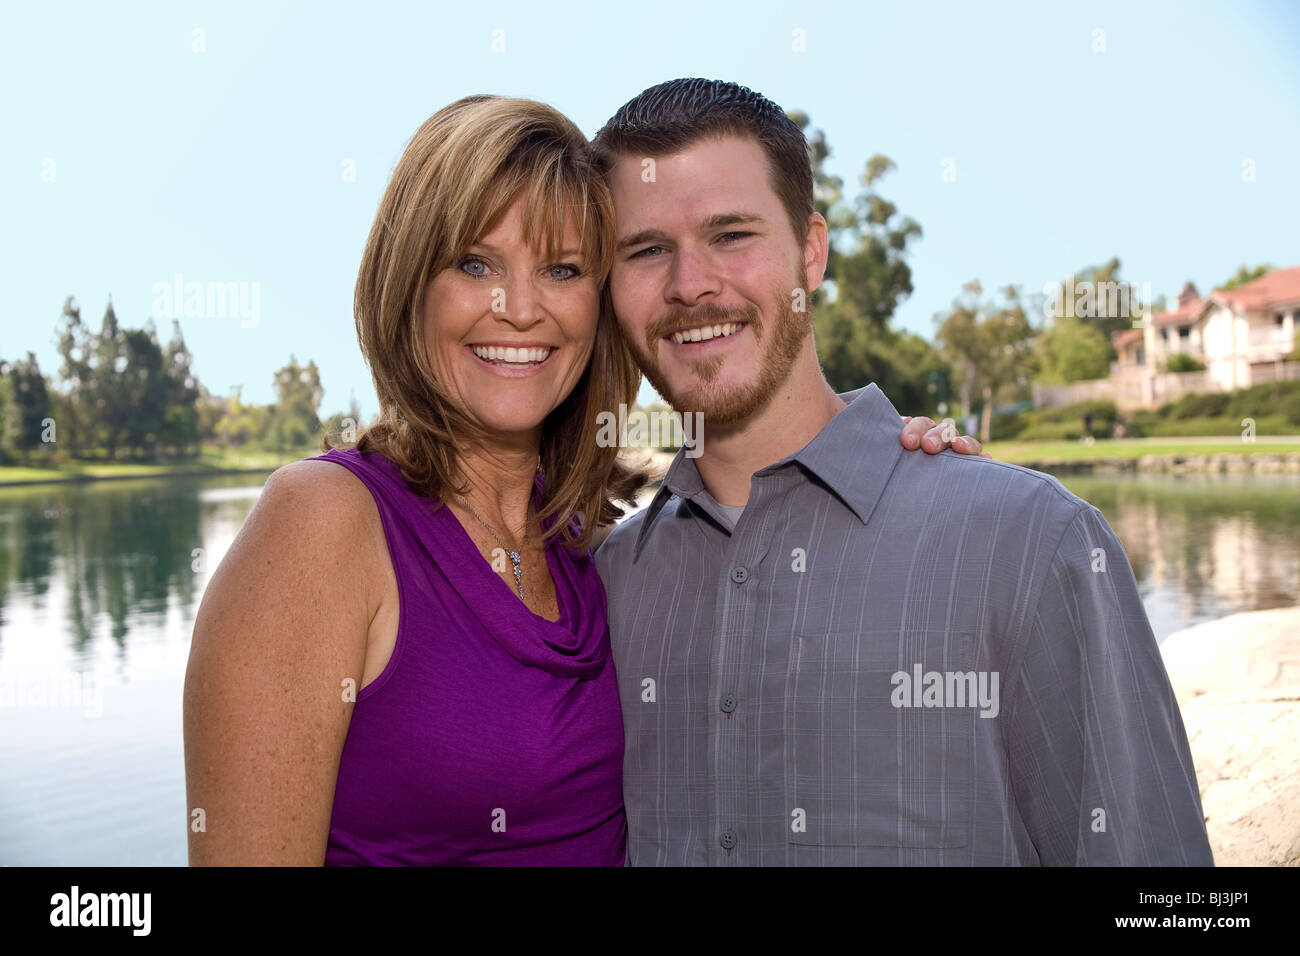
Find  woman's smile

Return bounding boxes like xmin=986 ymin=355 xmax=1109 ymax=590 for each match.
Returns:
xmin=466 ymin=342 xmax=558 ymax=378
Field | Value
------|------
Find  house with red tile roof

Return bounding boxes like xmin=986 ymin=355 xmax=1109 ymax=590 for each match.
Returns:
xmin=1038 ymin=266 xmax=1300 ymax=409
xmin=1199 ymin=265 xmax=1300 ymax=389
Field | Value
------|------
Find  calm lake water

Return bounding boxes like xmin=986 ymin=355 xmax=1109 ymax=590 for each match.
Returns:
xmin=1 ymin=468 xmax=1297 ymax=865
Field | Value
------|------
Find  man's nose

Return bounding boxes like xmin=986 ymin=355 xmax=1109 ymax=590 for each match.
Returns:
xmin=664 ymin=244 xmax=722 ymax=307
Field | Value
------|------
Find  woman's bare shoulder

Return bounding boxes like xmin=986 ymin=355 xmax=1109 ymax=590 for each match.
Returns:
xmin=263 ymin=457 xmax=375 ymax=514
xmin=206 ymin=457 xmax=388 ymax=609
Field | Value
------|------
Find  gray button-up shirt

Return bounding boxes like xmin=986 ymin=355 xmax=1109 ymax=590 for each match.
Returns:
xmin=595 ymin=384 xmax=1213 ymax=866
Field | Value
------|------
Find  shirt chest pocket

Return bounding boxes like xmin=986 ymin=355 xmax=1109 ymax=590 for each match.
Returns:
xmin=784 ymin=628 xmax=978 ymax=848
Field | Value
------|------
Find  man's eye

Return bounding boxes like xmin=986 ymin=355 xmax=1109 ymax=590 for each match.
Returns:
xmin=630 ymin=245 xmax=664 ymax=259
xmin=459 ymin=257 xmax=489 ymax=277
xmin=718 ymin=231 xmax=752 ymax=243
xmin=548 ymin=263 xmax=581 ymax=280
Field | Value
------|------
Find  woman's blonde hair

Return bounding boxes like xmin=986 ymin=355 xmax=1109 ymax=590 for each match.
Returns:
xmin=324 ymin=95 xmax=648 ymax=550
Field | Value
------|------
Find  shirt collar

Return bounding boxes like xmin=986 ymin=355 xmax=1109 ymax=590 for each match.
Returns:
xmin=633 ymin=384 xmax=905 ymax=559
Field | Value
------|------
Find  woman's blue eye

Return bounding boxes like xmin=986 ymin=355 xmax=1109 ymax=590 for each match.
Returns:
xmin=459 ymin=258 xmax=488 ymax=277
xmin=549 ymin=264 xmax=581 ymax=280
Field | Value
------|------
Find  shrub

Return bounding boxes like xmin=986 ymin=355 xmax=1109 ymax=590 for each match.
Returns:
xmin=1139 ymin=414 xmax=1289 ymax=437
xmin=1123 ymin=409 xmax=1160 ymax=437
xmin=1280 ymin=392 xmax=1300 ymax=428
xmin=1163 ymin=353 xmax=1206 ymax=373
xmin=989 ymin=411 xmax=1029 ymax=442
xmin=1036 ymin=399 xmax=1117 ymax=429
xmin=1224 ymin=380 xmax=1300 ymax=421
xmin=1013 ymin=400 xmax=1119 ymax=440
xmin=1168 ymin=391 xmax=1230 ymax=420
xmin=1018 ymin=422 xmax=1084 ymax=441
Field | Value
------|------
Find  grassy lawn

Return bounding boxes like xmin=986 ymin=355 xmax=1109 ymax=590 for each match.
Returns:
xmin=6 ymin=436 xmax=1300 ymax=484
xmin=0 ymin=446 xmax=320 ymax=485
xmin=984 ymin=435 xmax=1300 ymax=465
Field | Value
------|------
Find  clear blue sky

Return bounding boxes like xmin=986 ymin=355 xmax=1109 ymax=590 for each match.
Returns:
xmin=3 ymin=0 xmax=1298 ymax=419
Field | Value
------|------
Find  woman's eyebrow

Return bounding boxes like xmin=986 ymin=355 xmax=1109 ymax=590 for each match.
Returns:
xmin=463 ymin=242 xmax=586 ymax=259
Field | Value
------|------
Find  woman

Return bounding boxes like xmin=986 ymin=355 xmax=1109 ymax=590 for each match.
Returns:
xmin=182 ymin=94 xmax=981 ymax=865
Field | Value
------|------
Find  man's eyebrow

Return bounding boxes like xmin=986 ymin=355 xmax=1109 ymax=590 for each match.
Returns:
xmin=701 ymin=212 xmax=765 ymax=230
xmin=616 ymin=213 xmax=767 ymax=253
xmin=616 ymin=229 xmax=669 ymax=253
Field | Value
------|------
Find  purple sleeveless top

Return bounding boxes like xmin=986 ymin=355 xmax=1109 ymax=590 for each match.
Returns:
xmin=307 ymin=447 xmax=625 ymax=866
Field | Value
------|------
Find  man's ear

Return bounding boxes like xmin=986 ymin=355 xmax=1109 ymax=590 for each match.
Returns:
xmin=802 ymin=212 xmax=829 ymax=291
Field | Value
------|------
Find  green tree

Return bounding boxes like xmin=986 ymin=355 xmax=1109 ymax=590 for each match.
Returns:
xmin=816 ymin=296 xmax=951 ymax=414
xmin=0 ymin=361 xmax=12 ymax=461
xmin=1221 ymin=263 xmax=1271 ymax=290
xmin=802 ymin=137 xmax=922 ymax=324
xmin=790 ymin=111 xmax=929 ymax=402
xmin=1046 ymin=257 xmax=1137 ymax=343
xmin=936 ymin=282 xmax=1037 ymax=443
xmin=3 ymin=352 xmax=55 ymax=462
xmin=196 ymin=384 xmax=229 ymax=446
xmin=89 ymin=300 xmax=132 ymax=460
xmin=55 ymin=296 xmax=94 ymax=457
xmin=1036 ymin=317 xmax=1112 ymax=383
xmin=320 ymin=391 xmax=365 ymax=447
xmin=214 ymin=392 xmax=270 ymax=448
xmin=120 ymin=323 xmax=169 ymax=459
xmin=54 ymin=297 xmax=207 ymax=460
xmin=160 ymin=320 xmax=201 ymax=455
xmin=265 ymin=356 xmax=323 ymax=452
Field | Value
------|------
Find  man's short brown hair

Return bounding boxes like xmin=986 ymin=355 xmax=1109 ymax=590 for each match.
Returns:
xmin=591 ymin=78 xmax=815 ymax=244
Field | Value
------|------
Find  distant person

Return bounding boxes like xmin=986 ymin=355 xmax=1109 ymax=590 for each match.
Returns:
xmin=1113 ymin=420 xmax=1127 ymax=439
xmin=1083 ymin=410 xmax=1095 ymax=445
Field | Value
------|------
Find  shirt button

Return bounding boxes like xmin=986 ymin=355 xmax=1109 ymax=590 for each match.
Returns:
xmin=720 ymin=694 xmax=737 ymax=713
xmin=730 ymin=566 xmax=749 ymax=584
xmin=719 ymin=830 xmax=738 ymax=850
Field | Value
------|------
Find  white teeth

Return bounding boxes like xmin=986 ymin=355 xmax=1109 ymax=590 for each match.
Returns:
xmin=471 ymin=345 xmax=552 ymax=365
xmin=670 ymin=322 xmax=742 ymax=345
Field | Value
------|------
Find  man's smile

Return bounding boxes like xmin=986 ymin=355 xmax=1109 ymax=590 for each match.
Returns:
xmin=667 ymin=320 xmax=748 ymax=346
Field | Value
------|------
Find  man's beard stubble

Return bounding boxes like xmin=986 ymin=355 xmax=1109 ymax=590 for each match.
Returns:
xmin=633 ymin=267 xmax=812 ymax=427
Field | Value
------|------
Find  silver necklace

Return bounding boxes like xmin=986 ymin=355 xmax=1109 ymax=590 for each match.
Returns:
xmin=456 ymin=494 xmax=527 ymax=599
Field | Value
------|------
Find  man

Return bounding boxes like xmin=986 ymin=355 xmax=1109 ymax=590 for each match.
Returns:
xmin=591 ymin=78 xmax=1212 ymax=866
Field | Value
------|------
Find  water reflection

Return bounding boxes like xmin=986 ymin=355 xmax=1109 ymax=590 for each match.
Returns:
xmin=0 ymin=475 xmax=264 ymax=865
xmin=0 ymin=480 xmax=217 ymax=649
xmin=1060 ymin=473 xmax=1300 ymax=640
